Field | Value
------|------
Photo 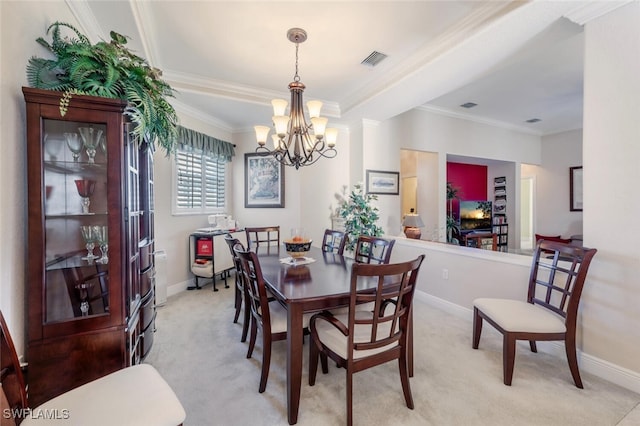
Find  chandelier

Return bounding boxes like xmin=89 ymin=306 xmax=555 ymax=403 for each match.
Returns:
xmin=254 ymin=28 xmax=337 ymax=170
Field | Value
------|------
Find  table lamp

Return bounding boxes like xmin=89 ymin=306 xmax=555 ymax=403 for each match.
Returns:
xmin=402 ymin=210 xmax=424 ymax=239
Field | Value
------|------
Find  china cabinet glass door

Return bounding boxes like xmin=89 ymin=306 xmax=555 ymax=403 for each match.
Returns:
xmin=43 ymin=118 xmax=110 ymax=322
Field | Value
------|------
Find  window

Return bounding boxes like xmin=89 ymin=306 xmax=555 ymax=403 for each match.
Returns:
xmin=173 ymin=147 xmax=227 ymax=214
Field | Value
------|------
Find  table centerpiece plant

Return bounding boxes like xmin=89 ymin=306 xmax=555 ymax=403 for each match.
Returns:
xmin=26 ymin=22 xmax=178 ymax=154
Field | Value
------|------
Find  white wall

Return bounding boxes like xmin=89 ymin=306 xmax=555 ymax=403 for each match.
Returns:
xmin=0 ymin=0 xmax=79 ymax=358
xmin=536 ymin=129 xmax=583 ymax=237
xmin=581 ymin=1 xmax=640 ymax=375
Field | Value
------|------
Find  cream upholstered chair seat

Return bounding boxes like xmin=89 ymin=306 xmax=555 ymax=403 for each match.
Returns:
xmin=22 ymin=364 xmax=185 ymax=426
xmin=258 ymin=301 xmax=312 ymax=334
xmin=313 ymin=311 xmax=398 ymax=360
xmin=473 ymin=298 xmax=566 ymax=333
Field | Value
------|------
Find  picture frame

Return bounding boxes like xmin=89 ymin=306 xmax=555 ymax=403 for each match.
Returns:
xmin=244 ymin=153 xmax=285 ymax=208
xmin=570 ymin=166 xmax=583 ymax=212
xmin=366 ymin=170 xmax=399 ymax=195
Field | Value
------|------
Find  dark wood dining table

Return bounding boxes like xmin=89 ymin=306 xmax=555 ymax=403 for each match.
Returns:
xmin=256 ymin=245 xmax=413 ymax=425
xmin=256 ymin=246 xmax=354 ymax=424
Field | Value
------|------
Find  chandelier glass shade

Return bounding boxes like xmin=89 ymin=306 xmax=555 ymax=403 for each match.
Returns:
xmin=254 ymin=28 xmax=337 ymax=170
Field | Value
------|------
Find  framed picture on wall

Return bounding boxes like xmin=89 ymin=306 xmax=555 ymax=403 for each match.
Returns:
xmin=570 ymin=166 xmax=583 ymax=211
xmin=366 ymin=170 xmax=399 ymax=195
xmin=244 ymin=153 xmax=285 ymax=208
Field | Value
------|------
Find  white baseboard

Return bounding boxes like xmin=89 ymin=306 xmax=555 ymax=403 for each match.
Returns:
xmin=167 ymin=279 xmax=193 ymax=298
xmin=415 ymin=290 xmax=640 ymax=395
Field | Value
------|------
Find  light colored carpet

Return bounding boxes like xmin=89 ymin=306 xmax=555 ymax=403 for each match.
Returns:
xmin=145 ymin=280 xmax=640 ymax=426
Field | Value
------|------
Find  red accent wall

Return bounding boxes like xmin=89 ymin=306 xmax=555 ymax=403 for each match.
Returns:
xmin=447 ymin=162 xmax=488 ymax=220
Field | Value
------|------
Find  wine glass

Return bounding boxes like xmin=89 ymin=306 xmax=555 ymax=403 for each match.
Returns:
xmin=44 ymin=133 xmax=63 ymax=161
xmin=80 ymin=225 xmax=97 ymax=261
xmin=75 ymin=282 xmax=94 ymax=316
xmin=92 ymin=225 xmax=108 ymax=264
xmin=78 ymin=127 xmax=103 ymax=164
xmin=75 ymin=179 xmax=96 ymax=214
xmin=64 ymin=132 xmax=83 ymax=162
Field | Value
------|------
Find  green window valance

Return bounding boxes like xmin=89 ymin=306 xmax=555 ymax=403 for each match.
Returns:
xmin=177 ymin=125 xmax=235 ymax=161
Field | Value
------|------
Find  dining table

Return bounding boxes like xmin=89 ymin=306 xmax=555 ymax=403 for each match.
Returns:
xmin=255 ymin=245 xmax=414 ymax=425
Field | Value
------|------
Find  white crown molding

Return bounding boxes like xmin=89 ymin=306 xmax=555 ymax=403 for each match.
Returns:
xmin=128 ymin=0 xmax=159 ymax=67
xmin=564 ymin=0 xmax=633 ymax=25
xmin=164 ymin=70 xmax=342 ymax=119
xmin=170 ymin=99 xmax=233 ymax=133
xmin=65 ymin=0 xmax=106 ymax=43
xmin=418 ymin=105 xmax=543 ymax=136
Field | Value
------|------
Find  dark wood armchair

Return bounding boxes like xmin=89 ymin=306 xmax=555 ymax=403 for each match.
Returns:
xmin=224 ymin=234 xmax=250 ymax=343
xmin=308 ymin=255 xmax=425 ymax=426
xmin=244 ymin=226 xmax=280 ymax=254
xmin=354 ymin=235 xmax=395 ymax=264
xmin=321 ymin=229 xmax=347 ymax=254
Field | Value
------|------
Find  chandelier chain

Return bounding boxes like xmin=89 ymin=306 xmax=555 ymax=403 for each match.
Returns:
xmin=294 ymin=42 xmax=300 ymax=82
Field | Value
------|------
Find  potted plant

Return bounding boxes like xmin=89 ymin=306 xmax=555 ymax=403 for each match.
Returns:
xmin=446 ymin=182 xmax=461 ymax=243
xmin=336 ymin=183 xmax=384 ymax=252
xmin=26 ymin=22 xmax=178 ymax=154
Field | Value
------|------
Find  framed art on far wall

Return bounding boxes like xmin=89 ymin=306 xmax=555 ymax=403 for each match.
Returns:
xmin=570 ymin=166 xmax=583 ymax=211
xmin=366 ymin=170 xmax=399 ymax=195
xmin=244 ymin=153 xmax=285 ymax=208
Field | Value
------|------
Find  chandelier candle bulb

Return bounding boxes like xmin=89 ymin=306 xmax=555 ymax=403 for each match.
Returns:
xmin=325 ymin=128 xmax=338 ymax=147
xmin=254 ymin=126 xmax=271 ymax=146
xmin=306 ymin=100 xmax=322 ymax=118
xmin=273 ymin=115 xmax=289 ymax=136
xmin=311 ymin=117 xmax=328 ymax=138
xmin=272 ymin=99 xmax=288 ymax=116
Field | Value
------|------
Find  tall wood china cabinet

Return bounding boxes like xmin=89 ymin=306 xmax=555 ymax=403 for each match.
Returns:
xmin=23 ymin=87 xmax=156 ymax=406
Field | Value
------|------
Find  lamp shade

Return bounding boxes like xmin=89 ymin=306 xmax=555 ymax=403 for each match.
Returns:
xmin=402 ymin=214 xmax=424 ymax=228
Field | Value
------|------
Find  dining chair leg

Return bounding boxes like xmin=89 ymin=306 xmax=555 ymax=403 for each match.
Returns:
xmin=309 ymin=338 xmax=319 ymax=386
xmin=247 ymin=320 xmax=257 ymax=358
xmin=320 ymin=352 xmax=329 ymax=374
xmin=240 ymin=299 xmax=250 ymax=343
xmin=346 ymin=369 xmax=353 ymax=426
xmin=259 ymin=337 xmax=271 ymax=393
xmin=503 ymin=333 xmax=516 ymax=386
xmin=398 ymin=345 xmax=414 ymax=409
xmin=472 ymin=307 xmax=482 ymax=349
xmin=529 ymin=340 xmax=537 ymax=353
xmin=565 ymin=334 xmax=584 ymax=388
xmin=233 ymin=277 xmax=242 ymax=324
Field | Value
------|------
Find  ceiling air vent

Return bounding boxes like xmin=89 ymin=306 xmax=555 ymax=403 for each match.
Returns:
xmin=526 ymin=118 xmax=541 ymax=123
xmin=460 ymin=102 xmax=477 ymax=108
xmin=361 ymin=51 xmax=388 ymax=67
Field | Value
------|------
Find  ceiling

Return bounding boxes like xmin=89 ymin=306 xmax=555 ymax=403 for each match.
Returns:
xmin=68 ymin=1 xmax=592 ymax=137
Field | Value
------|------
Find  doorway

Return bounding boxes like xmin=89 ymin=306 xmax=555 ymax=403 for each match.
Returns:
xmin=520 ymin=176 xmax=534 ymax=250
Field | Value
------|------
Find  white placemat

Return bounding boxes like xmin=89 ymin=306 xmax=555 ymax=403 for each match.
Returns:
xmin=279 ymin=257 xmax=316 ymax=265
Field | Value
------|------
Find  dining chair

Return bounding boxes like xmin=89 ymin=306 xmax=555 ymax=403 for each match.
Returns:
xmin=234 ymin=244 xmax=310 ymax=393
xmin=224 ymin=234 xmax=250 ymax=343
xmin=0 ymin=310 xmax=185 ymax=426
xmin=244 ymin=226 xmax=280 ymax=254
xmin=472 ymin=240 xmax=597 ymax=388
xmin=321 ymin=229 xmax=347 ymax=254
xmin=308 ymin=255 xmax=425 ymax=426
xmin=353 ymin=235 xmax=395 ymax=264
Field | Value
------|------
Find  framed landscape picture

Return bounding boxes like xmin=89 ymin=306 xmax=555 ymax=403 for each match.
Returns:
xmin=366 ymin=170 xmax=399 ymax=195
xmin=244 ymin=153 xmax=285 ymax=208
